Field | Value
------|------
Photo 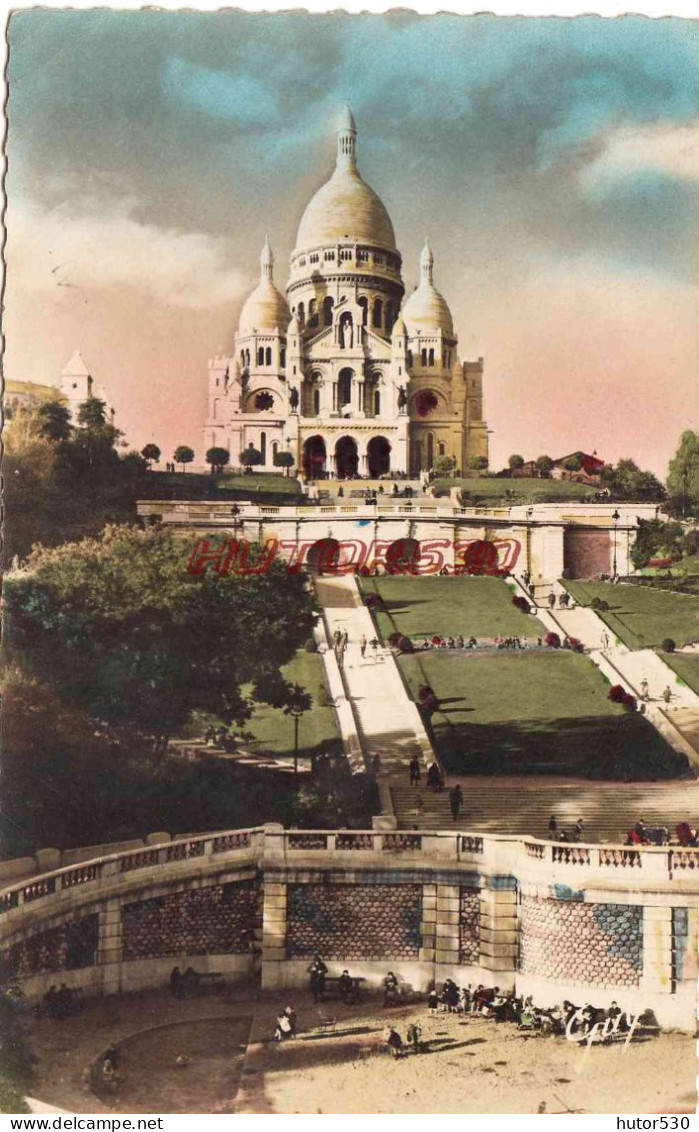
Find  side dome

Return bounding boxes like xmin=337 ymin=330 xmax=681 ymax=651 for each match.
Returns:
xmin=402 ymin=240 xmax=454 ymax=338
xmin=294 ymin=110 xmax=397 ymax=253
xmin=238 ymin=237 xmax=290 ymax=335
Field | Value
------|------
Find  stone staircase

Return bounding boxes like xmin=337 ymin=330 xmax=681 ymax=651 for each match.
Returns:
xmin=389 ymin=775 xmax=699 ymax=842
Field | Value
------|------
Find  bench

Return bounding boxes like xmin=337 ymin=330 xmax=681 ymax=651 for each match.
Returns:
xmin=322 ymin=975 xmax=366 ymax=1003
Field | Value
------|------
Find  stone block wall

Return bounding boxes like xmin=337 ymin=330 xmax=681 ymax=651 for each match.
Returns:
xmin=122 ymin=880 xmax=260 ymax=960
xmin=458 ymin=886 xmax=480 ymax=965
xmin=286 ymin=883 xmax=421 ymax=960
xmin=7 ymin=913 xmax=99 ymax=978
xmin=520 ymin=896 xmax=642 ymax=987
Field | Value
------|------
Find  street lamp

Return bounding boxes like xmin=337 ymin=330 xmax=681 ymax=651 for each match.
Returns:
xmin=612 ymin=509 xmax=620 ymax=577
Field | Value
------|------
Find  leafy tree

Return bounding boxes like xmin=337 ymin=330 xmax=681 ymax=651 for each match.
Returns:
xmin=433 ymin=454 xmax=456 ymax=475
xmin=174 ymin=445 xmax=195 ymax=473
xmin=0 ymin=959 xmax=33 ymax=1114
xmin=562 ymin=454 xmax=582 ymax=473
xmin=667 ymin=430 xmax=699 ymax=518
xmin=206 ymin=446 xmax=231 ymax=474
xmin=76 ymin=396 xmax=108 ymax=429
xmin=4 ymin=525 xmax=316 ymax=755
xmin=36 ymin=398 xmax=72 ymax=443
xmin=631 ymin=518 xmax=687 ymax=570
xmin=141 ymin=443 xmax=161 ymax=468
xmin=602 ymin=459 xmax=665 ymax=502
xmin=508 ymin=454 xmax=525 ymax=470
xmin=239 ymin=447 xmax=262 ymax=471
xmin=468 ymin=455 xmax=488 ymax=471
xmin=273 ymin=450 xmax=295 ymax=477
xmin=535 ymin=455 xmax=553 ymax=478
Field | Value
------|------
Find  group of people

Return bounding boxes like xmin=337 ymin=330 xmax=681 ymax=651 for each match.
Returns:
xmin=547 ymin=591 xmax=575 ymax=610
xmin=169 ymin=965 xmax=205 ymax=999
xmin=306 ymin=956 xmax=360 ymax=1005
xmin=41 ymin=983 xmax=81 ymax=1020
xmin=625 ymin=819 xmax=697 ymax=847
xmin=410 ymin=635 xmax=555 ymax=652
xmin=547 ymin=815 xmax=586 ymax=843
xmin=332 ymin=628 xmax=350 ymax=666
xmin=273 ymin=1005 xmax=297 ymax=1041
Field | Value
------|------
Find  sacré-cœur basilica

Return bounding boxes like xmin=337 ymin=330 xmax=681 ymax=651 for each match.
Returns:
xmin=205 ymin=107 xmax=489 ymax=479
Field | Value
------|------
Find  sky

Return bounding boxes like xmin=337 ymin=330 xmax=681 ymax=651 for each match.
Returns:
xmin=4 ymin=10 xmax=698 ymax=475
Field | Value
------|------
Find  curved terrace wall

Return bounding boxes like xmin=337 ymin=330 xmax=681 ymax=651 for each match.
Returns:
xmin=1 ymin=825 xmax=696 ymax=1030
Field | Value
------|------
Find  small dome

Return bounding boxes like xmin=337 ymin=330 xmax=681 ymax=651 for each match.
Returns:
xmin=402 ymin=239 xmax=454 ymax=337
xmin=392 ymin=315 xmax=407 ymax=338
xmin=294 ymin=111 xmax=397 ymax=254
xmin=238 ymin=238 xmax=290 ymax=335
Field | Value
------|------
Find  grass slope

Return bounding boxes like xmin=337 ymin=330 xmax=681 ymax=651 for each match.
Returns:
xmin=242 ymin=649 xmax=341 ymax=764
xmin=433 ymin=477 xmax=595 ymax=503
xmin=662 ymin=653 xmax=699 ymax=696
xmin=360 ymin=575 xmax=546 ymax=639
xmin=565 ymin=580 xmax=699 ymax=650
xmin=398 ymin=650 xmax=683 ymax=778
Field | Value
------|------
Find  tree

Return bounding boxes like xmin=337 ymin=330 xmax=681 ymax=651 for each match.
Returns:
xmin=3 ymin=525 xmax=316 ymax=756
xmin=508 ymin=454 xmax=525 ymax=470
xmin=432 ymin=454 xmax=456 ymax=475
xmin=631 ymin=518 xmax=687 ymax=570
xmin=0 ymin=957 xmax=34 ymax=1113
xmin=205 ymin=446 xmax=231 ymax=474
xmin=76 ymin=397 xmax=108 ymax=429
xmin=273 ymin=450 xmax=295 ymax=477
xmin=141 ymin=443 xmax=161 ymax=468
xmin=174 ymin=445 xmax=195 ymax=473
xmin=468 ymin=455 xmax=488 ymax=471
xmin=239 ymin=447 xmax=262 ymax=473
xmin=36 ymin=398 xmax=72 ymax=443
xmin=562 ymin=454 xmax=582 ymax=473
xmin=667 ymin=430 xmax=699 ymax=518
xmin=535 ymin=455 xmax=553 ymax=478
xmin=602 ymin=459 xmax=665 ymax=503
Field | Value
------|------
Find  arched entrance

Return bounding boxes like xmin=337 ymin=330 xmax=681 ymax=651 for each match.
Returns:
xmin=335 ymin=435 xmax=359 ymax=479
xmin=367 ymin=435 xmax=391 ymax=477
xmin=385 ymin=537 xmax=421 ymax=574
xmin=303 ymin=435 xmax=326 ymax=479
xmin=307 ymin=538 xmax=340 ymax=574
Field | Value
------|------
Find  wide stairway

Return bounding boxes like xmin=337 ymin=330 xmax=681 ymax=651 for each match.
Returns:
xmin=390 ymin=775 xmax=698 ymax=842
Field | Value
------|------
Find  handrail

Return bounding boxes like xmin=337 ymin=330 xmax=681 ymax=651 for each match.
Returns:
xmin=1 ymin=826 xmax=695 ymax=918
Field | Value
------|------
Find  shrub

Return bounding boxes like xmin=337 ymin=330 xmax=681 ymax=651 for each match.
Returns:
xmin=387 ymin=631 xmax=402 ymax=646
xmin=590 ymin=597 xmax=610 ymax=611
xmin=304 ymin=637 xmax=318 ymax=653
xmin=621 ymin=693 xmax=638 ymax=712
xmin=609 ymin=684 xmax=627 ymax=703
xmin=421 ymin=693 xmax=440 ymax=714
xmin=544 ymin=631 xmax=561 ymax=649
xmin=417 ymin=684 xmax=435 ymax=701
xmin=397 ymin=635 xmax=414 ymax=654
xmin=568 ymin=637 xmax=584 ymax=653
xmin=661 ymin=638 xmax=676 ymax=653
xmin=364 ymin=592 xmax=383 ymax=608
xmin=512 ymin=595 xmax=531 ymax=613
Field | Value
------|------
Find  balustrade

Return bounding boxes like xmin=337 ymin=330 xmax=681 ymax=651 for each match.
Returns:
xmin=287 ymin=833 xmax=329 ymax=850
xmin=61 ymin=863 xmax=102 ymax=888
xmin=211 ymin=832 xmax=251 ymax=853
xmin=599 ymin=848 xmax=642 ymax=869
xmin=382 ymin=833 xmax=421 ymax=852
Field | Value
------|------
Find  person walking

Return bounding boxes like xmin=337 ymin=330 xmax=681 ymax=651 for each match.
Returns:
xmin=409 ymin=756 xmax=421 ymax=785
xmin=640 ymin=677 xmax=649 ymax=702
xmin=360 ymin=634 xmax=367 ymax=659
xmin=449 ymin=784 xmax=463 ymax=820
xmin=662 ymin=685 xmax=672 ymax=706
xmin=406 ymin=1022 xmax=422 ymax=1054
xmin=548 ymin=815 xmax=557 ymax=838
xmin=341 ymin=629 xmax=349 ymax=651
xmin=548 ymin=592 xmax=556 ymax=610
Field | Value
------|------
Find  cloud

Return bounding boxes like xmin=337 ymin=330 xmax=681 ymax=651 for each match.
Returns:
xmin=6 ymin=199 xmax=251 ymax=310
xmin=580 ymin=123 xmax=699 ymax=195
xmin=163 ymin=57 xmax=279 ymax=126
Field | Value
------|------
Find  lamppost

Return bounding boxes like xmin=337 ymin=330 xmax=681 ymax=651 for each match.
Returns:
xmin=612 ymin=509 xmax=620 ymax=577
xmin=526 ymin=506 xmax=534 ymax=576
xmin=230 ymin=504 xmax=243 ymax=540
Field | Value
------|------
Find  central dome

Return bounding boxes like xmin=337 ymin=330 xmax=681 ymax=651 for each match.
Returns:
xmin=294 ymin=108 xmax=397 ymax=254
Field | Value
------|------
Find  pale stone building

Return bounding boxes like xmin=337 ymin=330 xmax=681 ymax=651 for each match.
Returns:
xmin=205 ymin=108 xmax=488 ymax=478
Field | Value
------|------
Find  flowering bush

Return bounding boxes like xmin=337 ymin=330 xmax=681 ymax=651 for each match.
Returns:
xmin=544 ymin=631 xmax=561 ymax=649
xmin=388 ymin=631 xmax=402 ymax=646
xmin=512 ymin=595 xmax=530 ymax=613
xmin=568 ymin=637 xmax=584 ymax=653
xmin=431 ymin=635 xmax=444 ymax=646
xmin=609 ymin=684 xmax=627 ymax=703
xmin=621 ymin=693 xmax=638 ymax=711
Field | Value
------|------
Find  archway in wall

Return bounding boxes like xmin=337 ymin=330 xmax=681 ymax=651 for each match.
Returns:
xmin=303 ymin=435 xmax=326 ymax=479
xmin=564 ymin=528 xmax=612 ymax=579
xmin=335 ymin=435 xmax=359 ymax=479
xmin=307 ymin=538 xmax=340 ymax=574
xmin=367 ymin=436 xmax=391 ymax=477
xmin=385 ymin=537 xmax=421 ymax=574
xmin=338 ymin=368 xmax=353 ymax=409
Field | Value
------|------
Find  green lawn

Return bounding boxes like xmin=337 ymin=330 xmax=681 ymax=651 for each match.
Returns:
xmin=433 ymin=477 xmax=595 ymax=504
xmin=360 ymin=575 xmax=546 ymax=640
xmin=564 ymin=580 xmax=699 ymax=650
xmin=662 ymin=653 xmax=699 ymax=696
xmin=398 ymin=650 xmax=685 ymax=779
xmin=636 ymin=554 xmax=699 ymax=598
xmin=242 ymin=649 xmax=341 ymax=764
xmin=144 ymin=470 xmax=305 ymax=504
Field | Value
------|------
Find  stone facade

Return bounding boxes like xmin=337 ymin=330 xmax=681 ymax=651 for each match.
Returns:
xmin=519 ymin=896 xmax=642 ymax=987
xmin=7 ymin=913 xmax=99 ymax=978
xmin=286 ymin=882 xmax=421 ymax=960
xmin=122 ymin=881 xmax=260 ymax=960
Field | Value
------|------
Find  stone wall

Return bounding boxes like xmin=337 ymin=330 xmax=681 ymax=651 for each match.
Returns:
xmin=286 ymin=882 xmax=421 ymax=960
xmin=519 ymin=896 xmax=642 ymax=987
xmin=122 ymin=880 xmax=260 ymax=960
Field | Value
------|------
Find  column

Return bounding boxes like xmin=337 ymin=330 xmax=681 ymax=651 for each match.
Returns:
xmin=419 ymin=883 xmax=437 ymax=966
xmin=98 ymin=897 xmax=123 ymax=995
xmin=479 ymin=880 xmax=518 ymax=982
xmin=261 ymin=878 xmax=288 ymax=989
xmin=435 ymin=883 xmax=461 ymax=971
xmin=640 ymin=905 xmax=672 ymax=996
